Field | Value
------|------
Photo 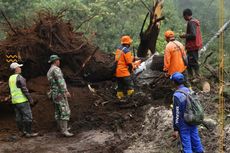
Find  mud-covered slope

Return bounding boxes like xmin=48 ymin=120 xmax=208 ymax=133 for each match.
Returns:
xmin=0 ymin=76 xmax=229 ymax=153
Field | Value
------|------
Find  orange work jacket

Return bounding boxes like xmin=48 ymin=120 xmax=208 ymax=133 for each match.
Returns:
xmin=115 ymin=46 xmax=133 ymax=77
xmin=163 ymin=40 xmax=187 ymax=75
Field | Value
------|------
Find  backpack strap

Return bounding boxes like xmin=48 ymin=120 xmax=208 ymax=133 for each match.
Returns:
xmin=171 ymin=41 xmax=187 ymax=66
xmin=176 ymin=90 xmax=191 ymax=104
xmin=171 ymin=41 xmax=185 ymax=56
xmin=117 ymin=47 xmax=129 ymax=65
xmin=176 ymin=89 xmax=189 ymax=96
xmin=172 ymin=90 xmax=189 ymax=110
xmin=190 ymin=18 xmax=200 ymax=26
xmin=116 ymin=47 xmax=127 ymax=61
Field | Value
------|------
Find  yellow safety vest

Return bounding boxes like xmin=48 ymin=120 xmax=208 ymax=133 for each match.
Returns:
xmin=9 ymin=74 xmax=28 ymax=104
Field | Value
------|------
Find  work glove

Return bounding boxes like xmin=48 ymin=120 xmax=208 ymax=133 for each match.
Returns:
xmin=165 ymin=74 xmax=170 ymax=77
xmin=164 ymin=72 xmax=169 ymax=78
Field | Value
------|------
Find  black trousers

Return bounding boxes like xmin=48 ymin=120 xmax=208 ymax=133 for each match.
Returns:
xmin=14 ymin=102 xmax=33 ymax=133
xmin=116 ymin=76 xmax=134 ymax=93
xmin=187 ymin=51 xmax=200 ymax=77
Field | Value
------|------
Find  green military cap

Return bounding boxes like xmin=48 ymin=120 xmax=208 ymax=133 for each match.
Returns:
xmin=48 ymin=55 xmax=61 ymax=63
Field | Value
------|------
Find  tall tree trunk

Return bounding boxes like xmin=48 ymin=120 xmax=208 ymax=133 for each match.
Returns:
xmin=137 ymin=0 xmax=164 ymax=57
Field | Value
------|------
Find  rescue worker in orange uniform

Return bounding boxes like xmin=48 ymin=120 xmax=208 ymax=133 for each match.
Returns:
xmin=163 ymin=30 xmax=187 ymax=76
xmin=115 ymin=35 xmax=135 ymax=99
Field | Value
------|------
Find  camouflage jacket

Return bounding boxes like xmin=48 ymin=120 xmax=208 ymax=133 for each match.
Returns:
xmin=47 ymin=65 xmax=68 ymax=94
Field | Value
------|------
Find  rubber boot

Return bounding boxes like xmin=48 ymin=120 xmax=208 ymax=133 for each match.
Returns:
xmin=60 ymin=120 xmax=74 ymax=137
xmin=116 ymin=91 xmax=124 ymax=100
xmin=24 ymin=122 xmax=38 ymax=138
xmin=57 ymin=120 xmax=71 ymax=131
xmin=127 ymin=89 xmax=134 ymax=96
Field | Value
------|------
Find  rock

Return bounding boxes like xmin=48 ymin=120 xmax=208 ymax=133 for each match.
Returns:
xmin=227 ymin=114 xmax=230 ymax=118
xmin=202 ymin=81 xmax=211 ymax=93
xmin=202 ymin=118 xmax=217 ymax=130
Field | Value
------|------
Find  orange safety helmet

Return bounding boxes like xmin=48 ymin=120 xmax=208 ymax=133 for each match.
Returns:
xmin=121 ymin=35 xmax=132 ymax=45
xmin=164 ymin=30 xmax=175 ymax=39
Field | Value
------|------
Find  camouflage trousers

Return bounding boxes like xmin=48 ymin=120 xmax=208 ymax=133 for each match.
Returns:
xmin=52 ymin=93 xmax=71 ymax=121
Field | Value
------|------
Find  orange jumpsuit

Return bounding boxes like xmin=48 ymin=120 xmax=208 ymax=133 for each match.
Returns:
xmin=115 ymin=46 xmax=133 ymax=78
xmin=115 ymin=46 xmax=134 ymax=98
xmin=164 ymin=40 xmax=187 ymax=75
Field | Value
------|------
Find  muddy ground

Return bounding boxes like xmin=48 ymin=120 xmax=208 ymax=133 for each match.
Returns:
xmin=0 ymin=77 xmax=146 ymax=153
xmin=0 ymin=76 xmax=229 ymax=153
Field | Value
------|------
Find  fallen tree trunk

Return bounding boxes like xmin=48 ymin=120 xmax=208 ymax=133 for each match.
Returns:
xmin=199 ymin=19 xmax=230 ymax=56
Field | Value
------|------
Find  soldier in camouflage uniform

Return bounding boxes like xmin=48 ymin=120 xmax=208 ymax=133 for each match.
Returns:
xmin=47 ymin=55 xmax=74 ymax=137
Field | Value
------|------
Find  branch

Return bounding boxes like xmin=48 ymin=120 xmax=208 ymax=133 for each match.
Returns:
xmin=140 ymin=12 xmax=149 ymax=37
xmin=0 ymin=10 xmax=17 ymax=34
xmin=53 ymin=32 xmax=96 ymax=55
xmin=76 ymin=14 xmax=98 ymax=30
xmin=203 ymin=64 xmax=219 ymax=79
xmin=53 ymin=32 xmax=69 ymax=48
xmin=56 ymin=7 xmax=68 ymax=18
xmin=154 ymin=16 xmax=165 ymax=24
xmin=52 ymin=42 xmax=88 ymax=54
xmin=139 ymin=0 xmax=152 ymax=14
xmin=75 ymin=47 xmax=99 ymax=75
xmin=202 ymin=52 xmax=213 ymax=64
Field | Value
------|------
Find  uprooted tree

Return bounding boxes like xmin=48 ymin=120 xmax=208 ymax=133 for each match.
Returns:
xmin=0 ymin=10 xmax=113 ymax=83
xmin=0 ymin=1 xmax=167 ymax=103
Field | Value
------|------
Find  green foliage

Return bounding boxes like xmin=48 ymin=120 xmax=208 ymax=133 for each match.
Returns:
xmin=157 ymin=0 xmax=184 ymax=54
xmin=0 ymin=0 xmax=38 ymax=37
xmin=0 ymin=0 xmax=229 ymax=80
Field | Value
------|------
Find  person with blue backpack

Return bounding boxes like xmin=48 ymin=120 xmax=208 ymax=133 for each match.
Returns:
xmin=170 ymin=72 xmax=204 ymax=153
